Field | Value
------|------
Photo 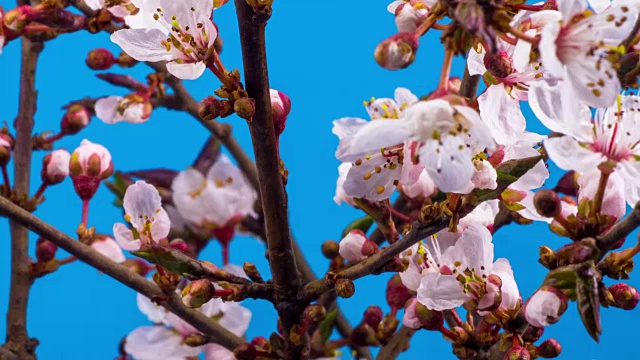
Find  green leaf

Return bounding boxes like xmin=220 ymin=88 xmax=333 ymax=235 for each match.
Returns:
xmin=544 ymin=265 xmax=579 ymax=291
xmin=576 ymin=262 xmax=602 ymax=342
xmin=132 ymin=245 xmax=212 ymax=277
xmin=318 ymin=309 xmax=338 ymax=342
xmin=342 ymin=216 xmax=374 ymax=238
xmin=474 ymin=156 xmax=542 ymax=202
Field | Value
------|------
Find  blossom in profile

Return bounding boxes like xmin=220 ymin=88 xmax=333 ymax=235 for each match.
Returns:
xmin=387 ymin=0 xmax=436 ymax=32
xmin=41 ymin=149 xmax=70 ymax=186
xmin=113 ymin=181 xmax=171 ymax=251
xmin=95 ymin=95 xmax=152 ymax=124
xmin=523 ymin=285 xmax=568 ymax=327
xmin=69 ymin=139 xmax=114 ymax=200
xmin=110 ymin=0 xmax=218 ymax=80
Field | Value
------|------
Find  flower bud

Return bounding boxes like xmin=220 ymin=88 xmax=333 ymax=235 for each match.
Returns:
xmin=339 ymin=230 xmax=374 ymax=262
xmin=270 ymin=89 xmax=291 ymax=137
xmin=386 ymin=274 xmax=412 ymax=310
xmin=321 ymin=240 xmax=340 ymax=259
xmin=36 ymin=237 xmax=58 ymax=262
xmin=363 ymin=305 xmax=383 ymax=327
xmin=182 ymin=279 xmax=215 ymax=308
xmin=554 ymin=237 xmax=599 ymax=266
xmin=554 ymin=170 xmax=578 ymax=197
xmin=122 ymin=258 xmax=152 ymax=277
xmin=4 ymin=6 xmax=30 ymax=33
xmin=233 ymin=343 xmax=257 ymax=360
xmin=414 ymin=301 xmax=444 ymax=331
xmin=393 ymin=2 xmax=428 ymax=32
xmin=198 ymin=96 xmax=222 ymax=120
xmin=534 ymin=190 xmax=562 ymax=218
xmin=504 ymin=346 xmax=531 ymax=360
xmin=335 ymin=278 xmax=355 ymax=298
xmin=483 ymin=50 xmax=514 ymax=78
xmin=374 ymin=32 xmax=419 ymax=70
xmin=169 ymin=238 xmax=189 ymax=253
xmin=117 ymin=51 xmax=137 ymax=68
xmin=61 ymin=104 xmax=91 ymax=135
xmin=234 ymin=97 xmax=255 ymax=121
xmin=538 ymin=246 xmax=557 ymax=269
xmin=251 ymin=336 xmax=268 ymax=348
xmin=303 ymin=304 xmax=327 ymax=324
xmin=41 ymin=149 xmax=70 ymax=185
xmin=521 ymin=325 xmax=544 ymax=343
xmin=85 ymin=48 xmax=116 ymax=70
xmin=608 ymin=283 xmax=640 ymax=310
xmin=524 ymin=285 xmax=568 ymax=327
xmin=70 ymin=139 xmax=113 ymax=200
xmin=536 ymin=339 xmax=562 ymax=358
xmin=0 ymin=133 xmax=13 ymax=167
xmin=351 ymin=324 xmax=378 ymax=347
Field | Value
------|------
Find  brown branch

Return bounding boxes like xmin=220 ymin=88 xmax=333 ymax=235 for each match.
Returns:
xmin=597 ymin=201 xmax=640 ymax=253
xmin=233 ymin=2 xmax=303 ymax=356
xmin=376 ymin=326 xmax=416 ymax=360
xmin=3 ymin=38 xmax=43 ymax=360
xmin=0 ymin=196 xmax=246 ymax=351
xmin=371 ymin=195 xmax=409 ymax=245
xmin=459 ymin=65 xmax=481 ymax=100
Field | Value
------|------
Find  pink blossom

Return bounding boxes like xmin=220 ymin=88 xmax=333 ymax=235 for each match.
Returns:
xmin=91 ymin=235 xmax=126 ymax=263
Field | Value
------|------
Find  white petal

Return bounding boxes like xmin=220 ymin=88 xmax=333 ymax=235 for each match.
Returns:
xmin=478 ymin=84 xmax=526 ymax=146
xmin=544 ymin=137 xmax=606 ymax=172
xmin=204 ymin=344 xmax=235 ymax=360
xmin=538 ymin=13 xmax=564 ymax=77
xmin=332 ymin=117 xmax=368 ymax=140
xmin=467 ymin=48 xmax=487 ymax=76
xmin=334 ymin=163 xmax=355 ymax=206
xmin=565 ymin=55 xmax=620 ymax=108
xmin=343 ymin=153 xmax=402 ymax=201
xmin=166 ymin=61 xmax=207 ymax=80
xmin=218 ymin=302 xmax=252 ymax=337
xmin=557 ymin=0 xmax=588 ymax=19
xmin=84 ymin=0 xmax=104 ymax=10
xmin=588 ymin=0 xmax=611 ymax=12
xmin=492 ymin=258 xmax=520 ymax=310
xmin=394 ymin=88 xmax=419 ymax=109
xmin=402 ymin=298 xmax=423 ymax=329
xmin=110 ymin=29 xmax=173 ymax=62
xmin=113 ymin=223 xmax=141 ymax=251
xmin=137 ymin=292 xmax=167 ymax=323
xmin=91 ymin=237 xmax=126 ymax=263
xmin=123 ymin=181 xmax=164 ymax=230
xmin=420 ymin=137 xmax=475 ymax=193
xmin=524 ymin=289 xmax=564 ymax=327
xmin=504 ymin=145 xmax=549 ymax=191
xmin=578 ymin=170 xmax=626 ymax=219
xmin=513 ymin=30 xmax=535 ymax=73
xmin=335 ymin=119 xmax=409 ymax=162
xmin=417 ymin=273 xmax=466 ymax=311
xmin=338 ymin=231 xmax=368 ymax=262
xmin=125 ymin=326 xmax=201 ymax=360
xmin=454 ymin=223 xmax=494 ymax=273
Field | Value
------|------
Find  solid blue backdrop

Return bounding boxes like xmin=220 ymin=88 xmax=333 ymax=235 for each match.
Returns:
xmin=0 ymin=1 xmax=639 ymax=359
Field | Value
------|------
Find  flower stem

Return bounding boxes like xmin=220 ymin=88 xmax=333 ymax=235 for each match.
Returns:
xmin=43 ymin=132 xmax=64 ymax=144
xmin=33 ymin=183 xmax=47 ymax=201
xmin=439 ymin=49 xmax=454 ymax=91
xmin=1 ymin=165 xmax=11 ymax=196
xmin=222 ymin=242 xmax=230 ymax=266
xmin=57 ymin=256 xmax=77 ymax=266
xmin=81 ymin=198 xmax=90 ymax=227
xmin=389 ymin=206 xmax=411 ymax=223
xmin=592 ymin=170 xmax=611 ymax=216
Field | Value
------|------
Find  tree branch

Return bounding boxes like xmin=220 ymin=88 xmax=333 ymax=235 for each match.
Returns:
xmin=0 ymin=196 xmax=246 ymax=351
xmin=233 ymin=2 xmax=303 ymax=355
xmin=376 ymin=326 xmax=416 ymax=360
xmin=3 ymin=38 xmax=43 ymax=360
xmin=597 ymin=201 xmax=640 ymax=253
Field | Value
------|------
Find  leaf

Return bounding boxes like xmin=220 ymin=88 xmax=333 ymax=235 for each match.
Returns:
xmin=341 ymin=215 xmax=374 ymax=238
xmin=576 ymin=262 xmax=602 ymax=342
xmin=318 ymin=309 xmax=338 ymax=342
xmin=544 ymin=265 xmax=578 ymax=291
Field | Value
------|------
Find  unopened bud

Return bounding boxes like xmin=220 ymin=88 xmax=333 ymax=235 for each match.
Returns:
xmin=243 ymin=262 xmax=264 ymax=283
xmin=86 ymin=48 xmax=116 ymax=70
xmin=4 ymin=6 xmax=30 ymax=33
xmin=41 ymin=149 xmax=71 ymax=185
xmin=303 ymin=304 xmax=327 ymax=324
xmin=250 ymin=336 xmax=268 ymax=348
xmin=534 ymin=190 xmax=562 ymax=218
xmin=70 ymin=139 xmax=113 ymax=199
xmin=270 ymin=89 xmax=291 ymax=137
xmin=233 ymin=343 xmax=257 ymax=360
xmin=554 ymin=237 xmax=599 ymax=266
xmin=504 ymin=345 xmax=531 ymax=360
xmin=335 ymin=278 xmax=355 ymax=298
xmin=181 ymin=279 xmax=215 ymax=308
xmin=536 ymin=339 xmax=562 ymax=358
xmin=198 ymin=96 xmax=222 ymax=121
xmin=483 ymin=50 xmax=514 ymax=78
xmin=524 ymin=285 xmax=568 ymax=328
xmin=608 ymin=283 xmax=640 ymax=310
xmin=36 ymin=237 xmax=58 ymax=262
xmin=538 ymin=245 xmax=557 ymax=269
xmin=521 ymin=325 xmax=544 ymax=343
xmin=234 ymin=97 xmax=255 ymax=121
xmin=122 ymin=258 xmax=152 ymax=277
xmin=414 ymin=301 xmax=444 ymax=331
xmin=117 ymin=51 xmax=137 ymax=68
xmin=321 ymin=240 xmax=340 ymax=259
xmin=152 ymin=269 xmax=181 ymax=294
xmin=374 ymin=32 xmax=419 ymax=70
xmin=386 ymin=274 xmax=412 ymax=310
xmin=169 ymin=238 xmax=189 ymax=253
xmin=363 ymin=305 xmax=383 ymax=327
xmin=0 ymin=133 xmax=13 ymax=167
xmin=61 ymin=104 xmax=91 ymax=135
xmin=554 ymin=170 xmax=578 ymax=197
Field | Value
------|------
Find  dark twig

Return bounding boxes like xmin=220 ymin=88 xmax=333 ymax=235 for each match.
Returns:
xmin=0 ymin=196 xmax=246 ymax=351
xmin=3 ymin=38 xmax=43 ymax=360
xmin=376 ymin=326 xmax=416 ymax=360
xmin=459 ymin=64 xmax=481 ymax=101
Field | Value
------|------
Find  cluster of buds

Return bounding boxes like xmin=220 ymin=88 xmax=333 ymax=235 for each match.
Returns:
xmin=69 ymin=139 xmax=113 ymax=200
xmin=198 ymin=96 xmax=233 ymax=121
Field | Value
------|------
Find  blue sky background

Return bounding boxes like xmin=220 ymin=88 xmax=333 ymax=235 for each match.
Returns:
xmin=0 ymin=1 xmax=639 ymax=359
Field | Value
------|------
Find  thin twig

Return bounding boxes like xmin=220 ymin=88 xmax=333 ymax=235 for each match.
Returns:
xmin=376 ymin=326 xmax=416 ymax=360
xmin=3 ymin=38 xmax=43 ymax=360
xmin=459 ymin=65 xmax=481 ymax=101
xmin=0 ymin=196 xmax=246 ymax=351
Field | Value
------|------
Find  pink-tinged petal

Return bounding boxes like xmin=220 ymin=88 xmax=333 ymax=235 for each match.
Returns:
xmin=557 ymin=0 xmax=588 ymax=19
xmin=123 ymin=181 xmax=165 ymax=230
xmin=587 ymin=0 xmax=611 ymax=12
xmin=453 ymin=105 xmax=495 ymax=151
xmin=400 ymin=161 xmax=436 ymax=199
xmin=420 ymin=137 xmax=475 ymax=193
xmin=565 ymin=55 xmax=620 ymax=108
xmin=399 ymin=258 xmax=424 ymax=292
xmin=204 ymin=344 xmax=235 ymax=360
xmin=332 ymin=117 xmax=369 ymax=140
xmin=578 ymin=170 xmax=626 ymax=219
xmin=417 ymin=273 xmax=466 ymax=311
xmin=402 ymin=298 xmax=423 ymax=329
xmin=467 ymin=48 xmax=487 ymax=76
xmin=84 ymin=0 xmax=104 ymax=10
xmin=113 ymin=223 xmax=141 ymax=251
xmin=478 ymin=84 xmax=526 ymax=146
xmin=335 ymin=119 xmax=409 ymax=162
xmin=537 ymin=12 xmax=564 ymax=77
xmin=524 ymin=287 xmax=567 ymax=327
xmin=338 ymin=231 xmax=368 ymax=262
xmin=166 ymin=61 xmax=207 ymax=80
xmin=150 ymin=208 xmax=171 ymax=242
xmin=462 ymin=200 xmax=499 ymax=227
xmin=504 ymin=145 xmax=549 ymax=191
xmin=95 ymin=96 xmax=124 ymax=124
xmin=528 ymin=80 xmax=593 ymax=140
xmin=121 ymin=104 xmax=149 ymax=124
xmin=470 ymin=159 xmax=498 ymax=191
xmin=387 ymin=0 xmax=405 ymax=13
xmin=453 ymin=223 xmax=494 ymax=273
xmin=110 ymin=29 xmax=173 ymax=62
xmin=544 ymin=137 xmax=606 ymax=173
xmin=218 ymin=302 xmax=252 ymax=337
xmin=91 ymin=237 xmax=126 ymax=263
xmin=334 ymin=163 xmax=356 ymax=206
xmin=137 ymin=292 xmax=167 ymax=323
xmin=513 ymin=30 xmax=535 ymax=73
xmin=343 ymin=152 xmax=401 ymax=201
xmin=492 ymin=258 xmax=520 ymax=310
xmin=125 ymin=326 xmax=201 ymax=360
xmin=394 ymin=87 xmax=419 ymax=109
xmin=619 ymin=160 xmax=640 ymax=190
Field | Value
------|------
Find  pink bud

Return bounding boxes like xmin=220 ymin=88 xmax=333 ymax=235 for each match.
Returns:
xmin=86 ymin=48 xmax=116 ymax=70
xmin=3 ymin=6 xmax=31 ymax=33
xmin=0 ymin=133 xmax=13 ymax=167
xmin=61 ymin=104 xmax=91 ymax=135
xmin=608 ymin=283 xmax=640 ymax=310
xmin=338 ymin=230 xmax=369 ymax=262
xmin=70 ymin=139 xmax=113 ymax=200
xmin=524 ymin=285 xmax=568 ymax=327
xmin=483 ymin=50 xmax=514 ymax=78
xmin=504 ymin=346 xmax=531 ymax=360
xmin=270 ymin=89 xmax=291 ymax=137
xmin=41 ymin=149 xmax=70 ymax=185
xmin=386 ymin=274 xmax=412 ymax=310
xmin=198 ymin=96 xmax=222 ymax=121
xmin=36 ymin=237 xmax=58 ymax=262
xmin=363 ymin=305 xmax=383 ymax=327
xmin=394 ymin=3 xmax=428 ymax=32
xmin=536 ymin=339 xmax=562 ymax=358
xmin=374 ymin=32 xmax=419 ymax=70
xmin=169 ymin=238 xmax=190 ymax=254
xmin=181 ymin=279 xmax=215 ymax=308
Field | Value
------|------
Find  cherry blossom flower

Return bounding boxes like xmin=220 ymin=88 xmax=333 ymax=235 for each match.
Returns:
xmin=523 ymin=285 xmax=568 ymax=327
xmin=90 ymin=235 xmax=126 ymax=263
xmin=172 ymin=155 xmax=257 ymax=229
xmin=530 ymin=81 xmax=640 ymax=205
xmin=113 ymin=180 xmax=171 ymax=251
xmin=85 ymin=0 xmax=137 ymax=18
xmin=333 ymin=88 xmax=426 ymax=201
xmin=111 ymin=0 xmax=218 ymax=80
xmin=387 ymin=0 xmax=436 ymax=32
xmin=95 ymin=95 xmax=152 ymax=124
xmin=338 ymin=230 xmax=378 ymax=262
xmin=414 ymin=223 xmax=519 ymax=312
xmin=41 ymin=149 xmax=70 ymax=185
xmin=404 ymin=99 xmax=494 ymax=193
xmin=533 ymin=1 xmax=639 ymax=107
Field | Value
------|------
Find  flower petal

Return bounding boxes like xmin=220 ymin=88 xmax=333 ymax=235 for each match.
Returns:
xmin=95 ymin=96 xmax=124 ymax=124
xmin=113 ymin=223 xmax=141 ymax=251
xmin=420 ymin=137 xmax=475 ymax=193
xmin=166 ymin=61 xmax=207 ymax=80
xmin=417 ymin=273 xmax=466 ymax=311
xmin=110 ymin=28 xmax=173 ymax=62
xmin=544 ymin=137 xmax=606 ymax=173
xmin=91 ymin=237 xmax=126 ymax=263
xmin=478 ymin=84 xmax=526 ymax=146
